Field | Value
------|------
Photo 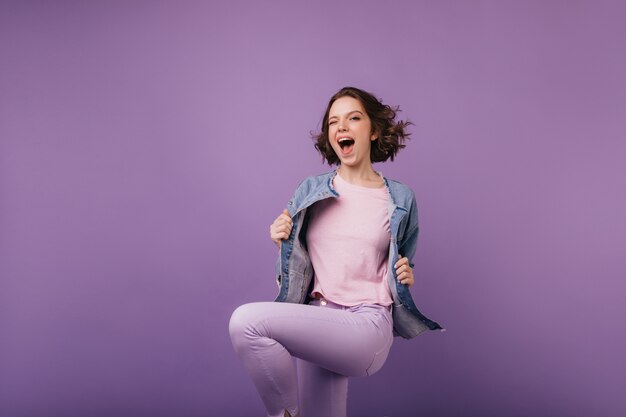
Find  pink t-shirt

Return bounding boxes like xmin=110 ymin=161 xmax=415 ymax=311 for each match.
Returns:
xmin=306 ymin=172 xmax=393 ymax=307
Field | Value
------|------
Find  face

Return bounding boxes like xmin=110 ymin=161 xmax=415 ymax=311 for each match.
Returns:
xmin=327 ymin=96 xmax=377 ymax=168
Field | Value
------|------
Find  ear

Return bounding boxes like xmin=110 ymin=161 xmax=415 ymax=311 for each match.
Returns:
xmin=370 ymin=130 xmax=378 ymax=141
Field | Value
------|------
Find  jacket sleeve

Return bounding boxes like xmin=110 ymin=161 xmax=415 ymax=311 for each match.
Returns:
xmin=275 ymin=178 xmax=307 ymax=287
xmin=397 ymin=193 xmax=419 ymax=268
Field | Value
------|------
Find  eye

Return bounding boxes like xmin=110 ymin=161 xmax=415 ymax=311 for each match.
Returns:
xmin=350 ymin=116 xmax=361 ymax=121
xmin=328 ymin=120 xmax=337 ymax=126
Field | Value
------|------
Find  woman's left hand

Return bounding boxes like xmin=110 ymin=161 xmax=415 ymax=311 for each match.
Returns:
xmin=395 ymin=256 xmax=414 ymax=286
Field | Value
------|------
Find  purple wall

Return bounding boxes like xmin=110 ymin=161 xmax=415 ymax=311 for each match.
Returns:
xmin=1 ymin=1 xmax=625 ymax=416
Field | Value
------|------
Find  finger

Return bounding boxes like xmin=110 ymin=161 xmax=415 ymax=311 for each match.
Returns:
xmin=278 ymin=225 xmax=291 ymax=235
xmin=274 ymin=209 xmax=291 ymax=222
xmin=273 ymin=217 xmax=292 ymax=230
xmin=271 ymin=231 xmax=289 ymax=241
xmin=399 ymin=275 xmax=414 ymax=286
xmin=271 ymin=234 xmax=289 ymax=245
xmin=394 ymin=256 xmax=408 ymax=269
xmin=275 ymin=217 xmax=292 ymax=229
xmin=397 ymin=270 xmax=413 ymax=281
xmin=273 ymin=225 xmax=290 ymax=236
xmin=278 ymin=221 xmax=293 ymax=231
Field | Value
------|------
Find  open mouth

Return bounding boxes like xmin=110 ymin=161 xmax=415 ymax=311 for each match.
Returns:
xmin=338 ymin=137 xmax=355 ymax=152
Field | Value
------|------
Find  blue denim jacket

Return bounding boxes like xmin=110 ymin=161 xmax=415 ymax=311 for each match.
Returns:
xmin=274 ymin=170 xmax=443 ymax=339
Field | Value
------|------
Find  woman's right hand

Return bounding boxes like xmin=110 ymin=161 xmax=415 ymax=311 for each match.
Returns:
xmin=270 ymin=209 xmax=292 ymax=247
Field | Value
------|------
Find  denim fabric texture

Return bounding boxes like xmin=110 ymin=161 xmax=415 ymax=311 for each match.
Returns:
xmin=274 ymin=170 xmax=443 ymax=339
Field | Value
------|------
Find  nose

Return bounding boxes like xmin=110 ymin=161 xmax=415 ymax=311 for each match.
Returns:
xmin=337 ymin=121 xmax=348 ymax=132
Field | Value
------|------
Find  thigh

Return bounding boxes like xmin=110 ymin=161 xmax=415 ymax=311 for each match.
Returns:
xmin=232 ymin=301 xmax=392 ymax=376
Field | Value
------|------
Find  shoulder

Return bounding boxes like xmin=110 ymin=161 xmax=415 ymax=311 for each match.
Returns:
xmin=384 ymin=176 xmax=416 ymax=200
xmin=287 ymin=171 xmax=335 ymax=212
xmin=383 ymin=176 xmax=418 ymax=215
xmin=293 ymin=171 xmax=334 ymax=194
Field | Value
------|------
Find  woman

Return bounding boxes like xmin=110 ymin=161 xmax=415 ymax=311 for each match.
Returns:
xmin=229 ymin=87 xmax=442 ymax=417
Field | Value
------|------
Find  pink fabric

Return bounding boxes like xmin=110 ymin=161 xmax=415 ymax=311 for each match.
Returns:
xmin=306 ymin=172 xmax=393 ymax=307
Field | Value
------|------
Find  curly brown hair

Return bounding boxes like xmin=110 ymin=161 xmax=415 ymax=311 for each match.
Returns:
xmin=313 ymin=86 xmax=412 ymax=165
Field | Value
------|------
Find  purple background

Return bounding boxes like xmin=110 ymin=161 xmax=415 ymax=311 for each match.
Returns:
xmin=1 ymin=1 xmax=625 ymax=416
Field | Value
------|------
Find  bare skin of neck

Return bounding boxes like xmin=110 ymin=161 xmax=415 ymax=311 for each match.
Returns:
xmin=337 ymin=164 xmax=384 ymax=188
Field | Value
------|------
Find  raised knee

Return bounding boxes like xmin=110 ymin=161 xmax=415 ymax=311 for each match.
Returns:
xmin=228 ymin=303 xmax=259 ymax=349
xmin=229 ymin=304 xmax=249 ymax=337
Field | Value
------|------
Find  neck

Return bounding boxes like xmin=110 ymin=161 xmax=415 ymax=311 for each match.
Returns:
xmin=336 ymin=164 xmax=383 ymax=187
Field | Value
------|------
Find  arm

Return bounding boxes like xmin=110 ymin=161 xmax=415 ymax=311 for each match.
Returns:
xmin=395 ymin=194 xmax=419 ymax=286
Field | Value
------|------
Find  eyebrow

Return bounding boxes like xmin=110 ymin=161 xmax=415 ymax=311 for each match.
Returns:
xmin=328 ymin=110 xmax=364 ymax=120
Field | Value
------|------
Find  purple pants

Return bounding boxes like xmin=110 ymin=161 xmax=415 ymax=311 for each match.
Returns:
xmin=228 ymin=298 xmax=394 ymax=417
